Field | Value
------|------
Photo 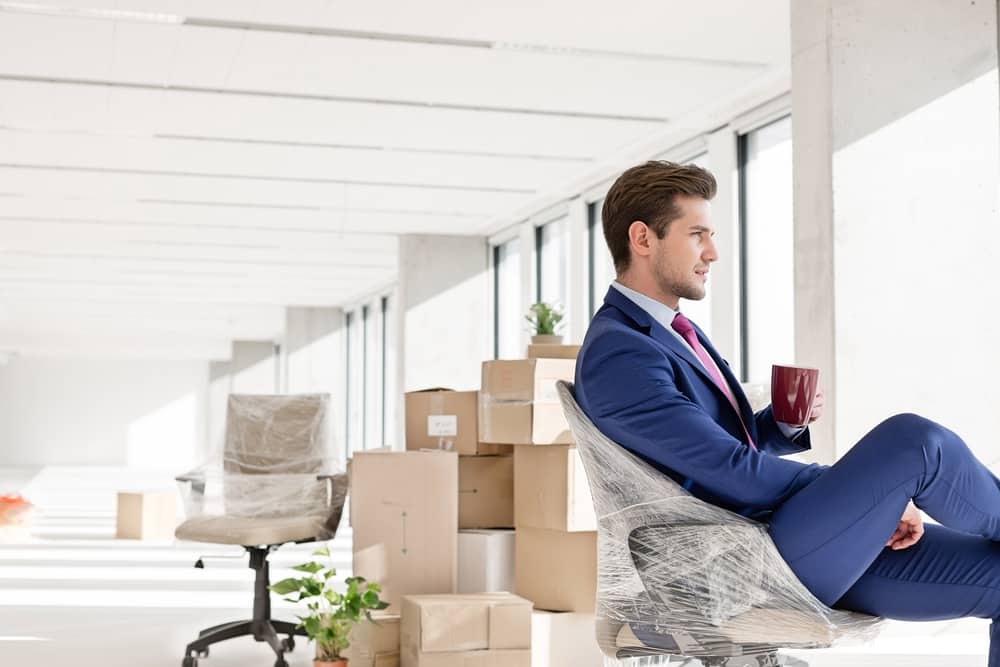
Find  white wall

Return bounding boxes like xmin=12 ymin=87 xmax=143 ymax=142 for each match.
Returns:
xmin=398 ymin=235 xmax=490 ymax=392
xmin=792 ymin=0 xmax=1000 ymax=462
xmin=0 ymin=356 xmax=208 ymax=470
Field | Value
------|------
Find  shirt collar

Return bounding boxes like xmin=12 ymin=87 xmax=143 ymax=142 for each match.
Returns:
xmin=610 ymin=280 xmax=679 ymax=332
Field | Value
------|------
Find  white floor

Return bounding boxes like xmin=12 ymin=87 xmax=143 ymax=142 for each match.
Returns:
xmin=0 ymin=466 xmax=991 ymax=667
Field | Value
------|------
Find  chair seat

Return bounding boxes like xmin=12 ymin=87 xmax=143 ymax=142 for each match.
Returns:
xmin=615 ymin=607 xmax=875 ymax=654
xmin=175 ymin=514 xmax=328 ymax=546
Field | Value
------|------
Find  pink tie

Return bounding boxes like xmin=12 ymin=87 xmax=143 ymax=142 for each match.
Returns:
xmin=671 ymin=312 xmax=756 ymax=450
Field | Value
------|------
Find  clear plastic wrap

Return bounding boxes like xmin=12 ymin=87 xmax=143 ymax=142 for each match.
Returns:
xmin=555 ymin=381 xmax=882 ymax=663
xmin=175 ymin=393 xmax=347 ymax=546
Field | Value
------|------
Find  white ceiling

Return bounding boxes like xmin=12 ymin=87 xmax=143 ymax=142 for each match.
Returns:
xmin=0 ymin=0 xmax=790 ymax=359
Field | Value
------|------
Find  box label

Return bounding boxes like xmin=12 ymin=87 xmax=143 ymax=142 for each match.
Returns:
xmin=428 ymin=415 xmax=458 ymax=437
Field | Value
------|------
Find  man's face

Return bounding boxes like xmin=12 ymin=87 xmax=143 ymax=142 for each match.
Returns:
xmin=648 ymin=195 xmax=718 ymax=305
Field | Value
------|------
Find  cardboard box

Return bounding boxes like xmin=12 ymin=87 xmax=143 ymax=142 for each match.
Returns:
xmin=404 ymin=389 xmax=512 ymax=456
xmin=351 ymin=451 xmax=458 ymax=609
xmin=404 ymin=650 xmax=530 ymax=667
xmin=401 ymin=593 xmax=531 ymax=667
xmin=531 ymin=611 xmax=604 ymax=667
xmin=513 ymin=445 xmax=596 ymax=532
xmin=116 ymin=490 xmax=177 ymax=540
xmin=527 ymin=344 xmax=581 ymax=360
xmin=458 ymin=530 xmax=515 ymax=593
xmin=406 ymin=389 xmax=478 ymax=454
xmin=459 ymin=456 xmax=513 ymax=529
xmin=515 ymin=527 xmax=596 ymax=612
xmin=478 ymin=360 xmax=575 ymax=444
xmin=346 ymin=612 xmax=401 ymax=667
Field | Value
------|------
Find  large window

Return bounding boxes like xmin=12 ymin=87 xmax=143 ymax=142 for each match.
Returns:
xmin=739 ymin=116 xmax=794 ymax=382
xmin=345 ymin=311 xmax=362 ymax=456
xmin=588 ymin=199 xmax=615 ymax=316
xmin=346 ymin=291 xmax=396 ymax=453
xmin=380 ymin=295 xmax=396 ymax=447
xmin=536 ymin=217 xmax=567 ymax=308
xmin=677 ymin=152 xmax=713 ymax=337
xmin=493 ymin=238 xmax=521 ymax=359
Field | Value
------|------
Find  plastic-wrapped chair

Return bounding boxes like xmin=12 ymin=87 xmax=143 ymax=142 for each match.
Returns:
xmin=174 ymin=394 xmax=347 ymax=667
xmin=555 ymin=381 xmax=881 ymax=667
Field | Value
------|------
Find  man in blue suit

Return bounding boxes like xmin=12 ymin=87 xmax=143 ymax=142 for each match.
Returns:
xmin=576 ymin=160 xmax=1000 ymax=665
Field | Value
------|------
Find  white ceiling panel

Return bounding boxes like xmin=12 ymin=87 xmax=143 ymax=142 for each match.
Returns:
xmin=0 ymin=198 xmax=492 ymax=235
xmin=177 ymin=0 xmax=788 ymax=64
xmin=0 ymin=80 xmax=657 ymax=156
xmin=0 ymin=218 xmax=399 ymax=255
xmin=0 ymin=130 xmax=586 ymax=191
xmin=0 ymin=0 xmax=790 ymax=358
xmin=0 ymin=166 xmax=534 ymax=213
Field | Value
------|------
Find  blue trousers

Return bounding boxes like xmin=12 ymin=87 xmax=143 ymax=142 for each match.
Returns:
xmin=768 ymin=413 xmax=1000 ymax=666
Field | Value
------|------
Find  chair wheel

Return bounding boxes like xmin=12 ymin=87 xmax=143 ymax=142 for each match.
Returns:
xmin=182 ymin=658 xmax=197 ymax=667
xmin=281 ymin=636 xmax=295 ymax=652
xmin=274 ymin=659 xmax=289 ymax=667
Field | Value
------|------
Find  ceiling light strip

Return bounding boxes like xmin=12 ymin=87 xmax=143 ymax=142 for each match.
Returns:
xmin=0 ymin=74 xmax=667 ymax=123
xmin=0 ymin=162 xmax=534 ymax=194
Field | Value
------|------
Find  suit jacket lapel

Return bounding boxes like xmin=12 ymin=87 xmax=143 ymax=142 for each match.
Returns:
xmin=603 ymin=287 xmax=725 ymax=392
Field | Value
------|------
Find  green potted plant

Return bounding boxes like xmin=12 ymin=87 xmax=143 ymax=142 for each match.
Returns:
xmin=270 ymin=547 xmax=389 ymax=667
xmin=525 ymin=302 xmax=565 ymax=344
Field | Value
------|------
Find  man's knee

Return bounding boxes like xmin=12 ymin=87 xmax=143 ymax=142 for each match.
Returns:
xmin=878 ymin=413 xmax=952 ymax=458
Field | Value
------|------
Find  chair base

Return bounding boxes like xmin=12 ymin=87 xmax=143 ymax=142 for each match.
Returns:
xmin=696 ymin=654 xmax=808 ymax=667
xmin=181 ymin=546 xmax=307 ymax=667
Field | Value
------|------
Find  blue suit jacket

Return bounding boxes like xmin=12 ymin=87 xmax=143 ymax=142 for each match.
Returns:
xmin=575 ymin=287 xmax=826 ymax=520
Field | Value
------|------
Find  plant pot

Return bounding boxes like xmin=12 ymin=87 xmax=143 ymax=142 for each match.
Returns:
xmin=315 ymin=660 xmax=347 ymax=667
xmin=531 ymin=334 xmax=564 ymax=344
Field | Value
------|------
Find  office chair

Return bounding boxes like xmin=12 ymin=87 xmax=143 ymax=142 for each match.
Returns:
xmin=555 ymin=381 xmax=881 ymax=667
xmin=174 ymin=394 xmax=347 ymax=667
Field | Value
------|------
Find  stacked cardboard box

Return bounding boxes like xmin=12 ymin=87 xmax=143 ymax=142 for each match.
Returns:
xmin=457 ymin=529 xmax=514 ymax=593
xmin=531 ymin=610 xmax=604 ymax=667
xmin=527 ymin=344 xmax=582 ymax=360
xmin=478 ymin=359 xmax=575 ymax=445
xmin=351 ymin=450 xmax=459 ymax=610
xmin=346 ymin=612 xmax=402 ymax=667
xmin=400 ymin=593 xmax=532 ymax=667
xmin=405 ymin=388 xmax=514 ymax=530
xmin=405 ymin=389 xmax=511 ymax=456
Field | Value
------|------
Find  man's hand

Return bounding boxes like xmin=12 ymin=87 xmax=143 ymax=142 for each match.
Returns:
xmin=807 ymin=388 xmax=825 ymax=424
xmin=886 ymin=501 xmax=924 ymax=550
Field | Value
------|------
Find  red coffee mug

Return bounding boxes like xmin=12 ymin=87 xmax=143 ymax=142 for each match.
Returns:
xmin=771 ymin=365 xmax=820 ymax=427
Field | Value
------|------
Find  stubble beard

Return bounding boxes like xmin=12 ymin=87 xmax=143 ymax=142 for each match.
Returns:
xmin=655 ymin=263 xmax=705 ymax=304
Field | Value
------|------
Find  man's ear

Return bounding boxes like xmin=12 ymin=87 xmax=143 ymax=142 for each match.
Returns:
xmin=628 ymin=221 xmax=652 ymax=259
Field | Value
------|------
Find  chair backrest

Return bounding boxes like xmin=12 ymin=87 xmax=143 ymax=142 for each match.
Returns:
xmin=224 ymin=393 xmax=331 ymax=474
xmin=555 ymin=380 xmax=881 ymax=657
xmin=222 ymin=394 xmax=333 ymax=519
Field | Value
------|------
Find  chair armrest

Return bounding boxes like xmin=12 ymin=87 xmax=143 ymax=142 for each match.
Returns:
xmin=317 ymin=473 xmax=349 ymax=534
xmin=175 ymin=471 xmax=206 ymax=496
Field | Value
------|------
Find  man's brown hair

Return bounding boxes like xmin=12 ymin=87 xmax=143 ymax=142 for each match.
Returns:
xmin=601 ymin=160 xmax=717 ymax=274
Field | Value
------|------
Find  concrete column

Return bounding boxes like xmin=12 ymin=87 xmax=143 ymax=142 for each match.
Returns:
xmin=398 ymin=235 xmax=490 ymax=393
xmin=205 ymin=360 xmax=231 ymax=458
xmin=204 ymin=341 xmax=277 ymax=458
xmin=230 ymin=341 xmax=278 ymax=394
xmin=284 ymin=307 xmax=346 ymax=467
xmin=792 ymin=0 xmax=1000 ymax=463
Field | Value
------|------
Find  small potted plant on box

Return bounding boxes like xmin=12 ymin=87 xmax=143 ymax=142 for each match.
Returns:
xmin=525 ymin=302 xmax=565 ymax=344
xmin=270 ymin=546 xmax=389 ymax=667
